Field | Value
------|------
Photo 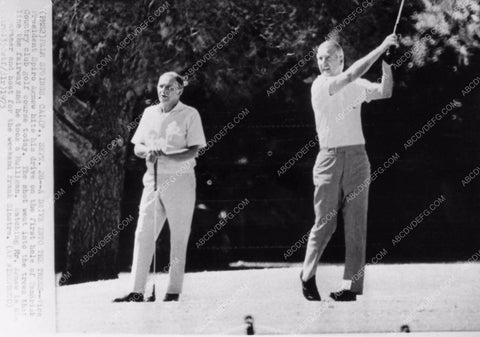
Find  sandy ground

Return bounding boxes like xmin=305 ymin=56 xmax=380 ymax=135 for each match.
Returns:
xmin=56 ymin=263 xmax=480 ymax=335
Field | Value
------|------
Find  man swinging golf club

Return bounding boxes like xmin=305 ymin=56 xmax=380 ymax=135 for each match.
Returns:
xmin=114 ymin=71 xmax=206 ymax=302
xmin=300 ymin=33 xmax=399 ymax=302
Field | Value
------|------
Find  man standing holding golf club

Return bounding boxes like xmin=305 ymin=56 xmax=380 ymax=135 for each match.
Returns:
xmin=300 ymin=34 xmax=398 ymax=302
xmin=114 ymin=71 xmax=206 ymax=302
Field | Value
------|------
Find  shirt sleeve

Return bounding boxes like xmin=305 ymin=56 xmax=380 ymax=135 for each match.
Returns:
xmin=131 ymin=109 xmax=148 ymax=145
xmin=355 ymin=78 xmax=379 ymax=103
xmin=186 ymin=109 xmax=207 ymax=148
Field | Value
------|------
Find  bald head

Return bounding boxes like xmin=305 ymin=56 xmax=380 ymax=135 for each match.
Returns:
xmin=317 ymin=40 xmax=344 ymax=59
xmin=157 ymin=71 xmax=185 ymax=108
xmin=159 ymin=71 xmax=186 ymax=89
xmin=316 ymin=40 xmax=344 ymax=76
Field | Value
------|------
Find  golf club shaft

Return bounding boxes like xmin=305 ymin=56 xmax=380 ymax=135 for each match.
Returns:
xmin=386 ymin=0 xmax=406 ymax=58
xmin=154 ymin=157 xmax=158 ymax=191
xmin=393 ymin=0 xmax=406 ymax=34
xmin=152 ymin=159 xmax=157 ymax=297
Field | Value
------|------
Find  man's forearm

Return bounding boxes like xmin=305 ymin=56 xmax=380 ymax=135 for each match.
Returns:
xmin=327 ymin=34 xmax=397 ymax=96
xmin=379 ymin=61 xmax=393 ymax=98
xmin=345 ymin=45 xmax=387 ymax=82
xmin=165 ymin=146 xmax=200 ymax=162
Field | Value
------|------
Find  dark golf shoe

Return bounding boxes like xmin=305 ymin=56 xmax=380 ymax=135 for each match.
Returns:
xmin=163 ymin=293 xmax=179 ymax=302
xmin=300 ymin=272 xmax=321 ymax=301
xmin=329 ymin=290 xmax=357 ymax=302
xmin=113 ymin=292 xmax=144 ymax=302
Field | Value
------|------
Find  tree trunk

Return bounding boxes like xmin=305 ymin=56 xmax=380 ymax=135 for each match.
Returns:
xmin=63 ymin=157 xmax=125 ymax=284
xmin=54 ymin=82 xmax=129 ymax=284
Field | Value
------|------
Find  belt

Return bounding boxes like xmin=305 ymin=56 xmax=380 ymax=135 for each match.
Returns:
xmin=320 ymin=144 xmax=365 ymax=153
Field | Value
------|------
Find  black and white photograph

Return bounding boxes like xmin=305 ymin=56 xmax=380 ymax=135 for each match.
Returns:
xmin=2 ymin=0 xmax=480 ymax=335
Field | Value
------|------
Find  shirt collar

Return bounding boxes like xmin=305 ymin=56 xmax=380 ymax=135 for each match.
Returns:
xmin=160 ymin=101 xmax=185 ymax=114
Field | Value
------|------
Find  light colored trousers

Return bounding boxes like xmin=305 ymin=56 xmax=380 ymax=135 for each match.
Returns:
xmin=302 ymin=145 xmax=370 ymax=294
xmin=130 ymin=172 xmax=196 ymax=294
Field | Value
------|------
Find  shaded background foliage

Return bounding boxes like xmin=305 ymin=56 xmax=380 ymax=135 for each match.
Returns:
xmin=54 ymin=0 xmax=480 ymax=283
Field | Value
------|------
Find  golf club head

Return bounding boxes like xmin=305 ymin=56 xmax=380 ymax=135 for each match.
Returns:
xmin=146 ymin=285 xmax=156 ymax=302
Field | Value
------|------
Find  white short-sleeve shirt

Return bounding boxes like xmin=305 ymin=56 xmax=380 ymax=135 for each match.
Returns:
xmin=131 ymin=101 xmax=207 ymax=174
xmin=311 ymin=75 xmax=377 ymax=148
